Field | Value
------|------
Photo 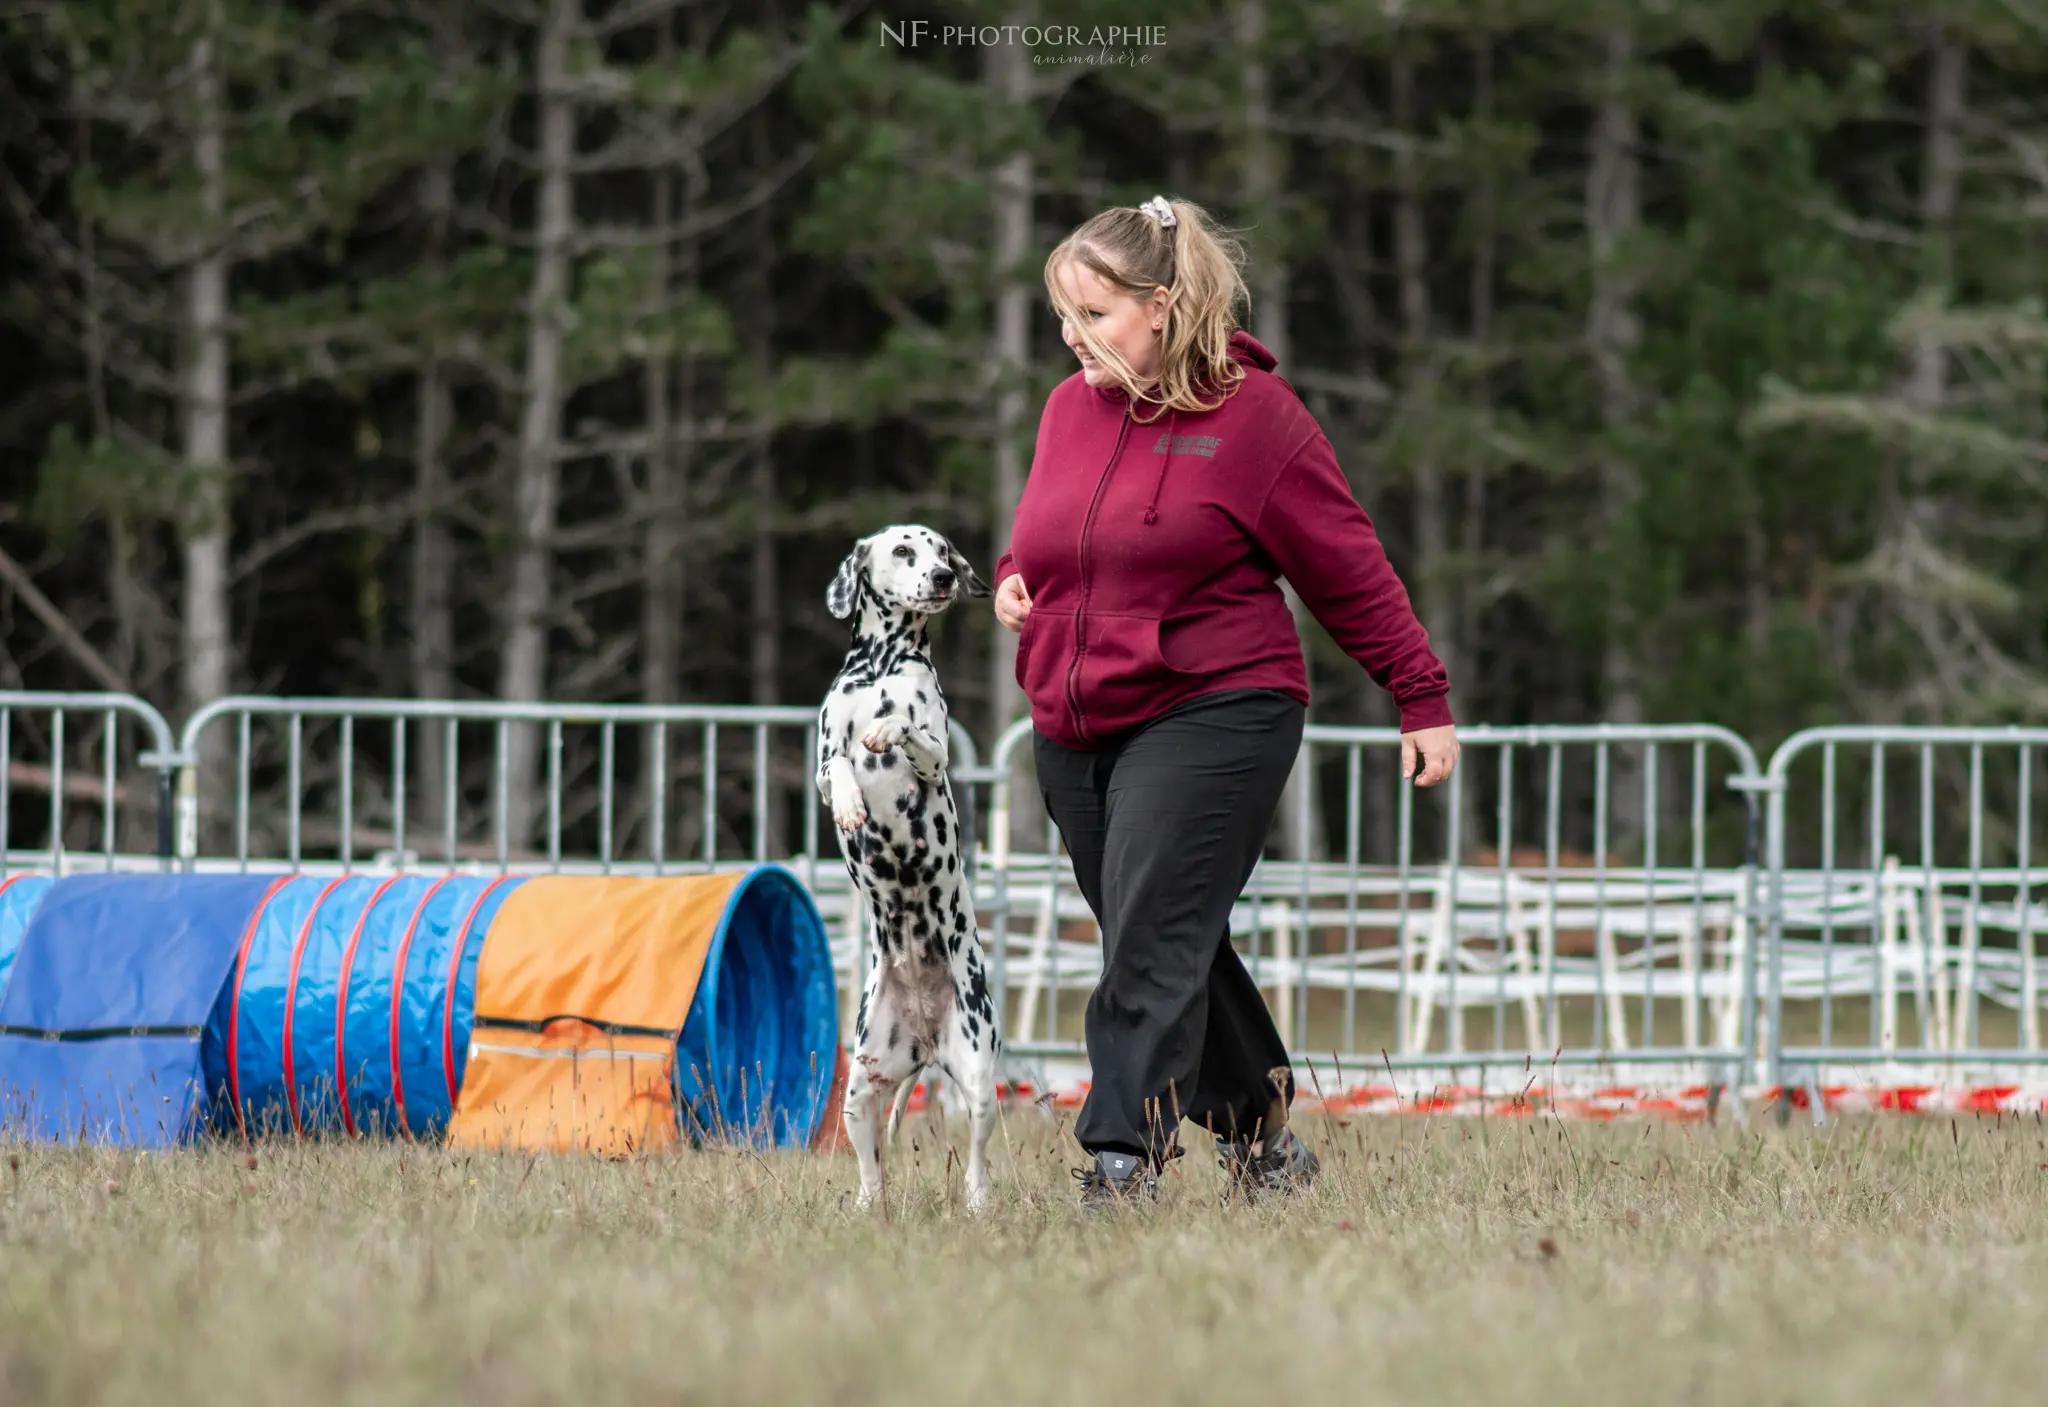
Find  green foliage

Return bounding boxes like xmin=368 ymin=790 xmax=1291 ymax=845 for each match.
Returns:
xmin=30 ymin=427 xmax=179 ymax=540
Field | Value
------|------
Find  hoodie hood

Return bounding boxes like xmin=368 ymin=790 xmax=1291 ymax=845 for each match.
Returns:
xmin=1225 ymin=328 xmax=1277 ymax=372
xmin=1090 ymin=327 xmax=1279 ymax=405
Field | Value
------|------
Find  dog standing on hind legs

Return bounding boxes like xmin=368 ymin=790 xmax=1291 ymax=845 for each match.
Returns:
xmin=816 ymin=525 xmax=1001 ymax=1214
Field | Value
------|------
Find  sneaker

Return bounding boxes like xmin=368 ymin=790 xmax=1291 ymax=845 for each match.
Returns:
xmin=1071 ymin=1150 xmax=1158 ymax=1211
xmin=1218 ymin=1125 xmax=1320 ymax=1203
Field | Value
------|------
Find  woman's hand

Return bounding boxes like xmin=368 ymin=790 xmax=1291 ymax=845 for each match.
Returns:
xmin=1402 ymin=724 xmax=1460 ymax=788
xmin=994 ymin=574 xmax=1033 ymax=633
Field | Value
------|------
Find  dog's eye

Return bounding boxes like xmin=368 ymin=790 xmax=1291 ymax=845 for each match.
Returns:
xmin=893 ymin=545 xmax=912 ymax=559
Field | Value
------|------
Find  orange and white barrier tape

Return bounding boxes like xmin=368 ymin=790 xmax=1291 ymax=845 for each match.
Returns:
xmin=882 ymin=1077 xmax=2048 ymax=1122
xmin=837 ymin=1050 xmax=2048 ymax=1127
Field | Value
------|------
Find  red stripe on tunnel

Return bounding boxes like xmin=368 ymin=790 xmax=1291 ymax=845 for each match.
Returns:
xmin=223 ymin=876 xmax=293 ymax=1139
xmin=443 ymin=876 xmax=518 ymax=1110
xmin=386 ymin=875 xmax=453 ymax=1139
xmin=334 ymin=875 xmax=403 ymax=1137
xmin=281 ymin=877 xmax=349 ymax=1136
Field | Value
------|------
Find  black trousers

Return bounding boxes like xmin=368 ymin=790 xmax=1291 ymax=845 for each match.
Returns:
xmin=1035 ymin=688 xmax=1303 ymax=1163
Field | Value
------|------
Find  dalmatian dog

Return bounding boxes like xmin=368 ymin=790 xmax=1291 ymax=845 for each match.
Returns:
xmin=817 ymin=525 xmax=1000 ymax=1213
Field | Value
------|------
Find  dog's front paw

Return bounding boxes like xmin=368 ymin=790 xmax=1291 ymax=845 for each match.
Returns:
xmin=832 ymin=788 xmax=868 ymax=833
xmin=862 ymin=720 xmax=908 ymax=754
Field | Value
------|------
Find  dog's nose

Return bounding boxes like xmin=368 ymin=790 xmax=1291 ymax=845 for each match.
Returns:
xmin=931 ymin=567 xmax=956 ymax=590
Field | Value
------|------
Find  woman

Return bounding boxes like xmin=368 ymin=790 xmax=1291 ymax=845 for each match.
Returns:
xmin=991 ymin=195 xmax=1461 ymax=1208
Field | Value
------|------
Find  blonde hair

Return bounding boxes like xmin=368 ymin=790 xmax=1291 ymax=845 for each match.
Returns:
xmin=1043 ymin=196 xmax=1249 ymax=422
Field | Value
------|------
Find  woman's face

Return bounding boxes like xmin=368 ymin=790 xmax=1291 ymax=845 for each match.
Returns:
xmin=1054 ymin=258 xmax=1166 ymax=391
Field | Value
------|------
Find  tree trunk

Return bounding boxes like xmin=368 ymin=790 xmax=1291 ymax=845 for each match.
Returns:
xmin=1241 ymin=0 xmax=1323 ymax=863
xmin=1392 ymin=37 xmax=1456 ymax=708
xmin=497 ymin=0 xmax=577 ymax=845
xmin=80 ymin=116 xmax=150 ymax=851
xmin=984 ymin=19 xmax=1043 ymax=850
xmin=744 ymin=101 xmax=783 ymax=854
xmin=1328 ymin=150 xmax=1399 ymax=862
xmin=985 ymin=23 xmax=1032 ymax=739
xmin=1739 ymin=39 xmax=1775 ymax=683
xmin=1586 ymin=25 xmax=1644 ymax=853
xmin=1741 ymin=474 xmax=1771 ymax=659
xmin=1456 ymin=35 xmax=1495 ymax=857
xmin=411 ymin=357 xmax=455 ymax=824
xmin=640 ymin=154 xmax=686 ymax=709
xmin=636 ymin=7 xmax=698 ymax=855
xmin=410 ymin=162 xmax=458 ymax=835
xmin=1873 ymin=29 xmax=1966 ymax=717
xmin=1907 ymin=32 xmax=1963 ymax=415
xmin=749 ymin=439 xmax=777 ymax=708
xmin=746 ymin=103 xmax=778 ymax=712
xmin=182 ymin=11 xmax=233 ymax=849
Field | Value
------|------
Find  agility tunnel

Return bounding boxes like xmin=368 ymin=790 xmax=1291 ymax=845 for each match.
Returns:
xmin=0 ymin=867 xmax=835 ymax=1152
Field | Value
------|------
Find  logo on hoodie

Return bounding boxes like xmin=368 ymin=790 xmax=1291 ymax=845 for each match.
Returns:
xmin=1152 ymin=432 xmax=1223 ymax=459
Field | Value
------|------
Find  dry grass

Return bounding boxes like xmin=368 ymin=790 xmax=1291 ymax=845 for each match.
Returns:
xmin=2 ymin=1108 xmax=2047 ymax=1405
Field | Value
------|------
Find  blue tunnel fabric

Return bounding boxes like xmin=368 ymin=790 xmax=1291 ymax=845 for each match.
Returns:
xmin=0 ymin=874 xmax=284 ymax=1146
xmin=200 ymin=874 xmax=522 ymax=1138
xmin=675 ymin=865 xmax=838 ymax=1148
xmin=0 ymin=874 xmax=55 ymax=1003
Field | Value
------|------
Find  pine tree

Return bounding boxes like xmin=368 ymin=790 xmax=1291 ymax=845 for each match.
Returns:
xmin=13 ymin=0 xmax=465 ymax=850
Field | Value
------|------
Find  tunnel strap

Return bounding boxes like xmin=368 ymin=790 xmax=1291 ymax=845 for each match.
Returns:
xmin=0 ymin=1023 xmax=203 ymax=1041
xmin=472 ymin=1012 xmax=678 ymax=1041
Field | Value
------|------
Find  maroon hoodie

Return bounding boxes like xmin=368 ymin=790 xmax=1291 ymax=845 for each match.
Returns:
xmin=993 ymin=329 xmax=1452 ymax=750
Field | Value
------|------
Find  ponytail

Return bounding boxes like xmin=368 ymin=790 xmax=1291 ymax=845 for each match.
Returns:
xmin=1043 ymin=195 xmax=1250 ymax=420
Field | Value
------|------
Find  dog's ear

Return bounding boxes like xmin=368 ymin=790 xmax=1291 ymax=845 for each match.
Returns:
xmin=946 ymin=539 xmax=992 ymax=599
xmin=827 ymin=538 xmax=870 ymax=620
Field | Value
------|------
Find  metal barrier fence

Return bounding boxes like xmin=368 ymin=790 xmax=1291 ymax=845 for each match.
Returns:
xmin=5 ymin=689 xmax=2048 ymax=1107
xmin=1763 ymin=726 xmax=2048 ymax=1104
xmin=985 ymin=718 xmax=1767 ymax=1098
xmin=0 ymin=691 xmax=180 ymax=873
xmin=174 ymin=695 xmax=985 ymax=882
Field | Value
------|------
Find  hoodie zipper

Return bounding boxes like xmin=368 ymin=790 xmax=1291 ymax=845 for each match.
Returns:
xmin=1066 ymin=406 xmax=1133 ymax=747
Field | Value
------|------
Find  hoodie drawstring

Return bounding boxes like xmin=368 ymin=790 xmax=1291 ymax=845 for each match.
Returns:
xmin=1141 ymin=410 xmax=1176 ymax=526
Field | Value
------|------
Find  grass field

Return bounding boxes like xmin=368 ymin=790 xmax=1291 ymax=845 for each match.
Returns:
xmin=3 ymin=1108 xmax=2048 ymax=1405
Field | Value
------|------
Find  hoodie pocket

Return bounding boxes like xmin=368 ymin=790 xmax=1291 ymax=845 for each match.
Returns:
xmin=1013 ymin=606 xmax=1069 ymax=700
xmin=1153 ymin=615 xmax=1199 ymax=676
xmin=1065 ymin=613 xmax=1203 ymax=733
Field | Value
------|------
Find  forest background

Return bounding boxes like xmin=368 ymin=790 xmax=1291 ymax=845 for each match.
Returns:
xmin=1 ymin=0 xmax=2043 ymax=858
